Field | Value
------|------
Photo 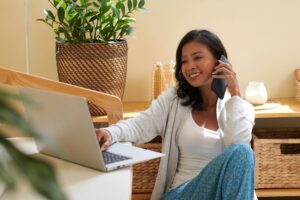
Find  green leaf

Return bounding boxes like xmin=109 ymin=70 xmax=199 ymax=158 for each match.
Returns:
xmin=54 ymin=27 xmax=64 ymax=34
xmin=0 ymin=161 xmax=16 ymax=190
xmin=0 ymin=90 xmax=35 ymax=103
xmin=133 ymin=0 xmax=137 ymax=8
xmin=57 ymin=7 xmax=65 ymax=23
xmin=116 ymin=1 xmax=125 ymax=18
xmin=126 ymin=26 xmax=134 ymax=35
xmin=100 ymin=0 xmax=107 ymax=10
xmin=101 ymin=5 xmax=111 ymax=16
xmin=0 ymin=89 xmax=66 ymax=200
xmin=122 ymin=17 xmax=136 ymax=23
xmin=0 ymin=135 xmax=67 ymax=200
xmin=92 ymin=1 xmax=100 ymax=8
xmin=89 ymin=14 xmax=98 ymax=22
xmin=101 ymin=26 xmax=112 ymax=38
xmin=60 ymin=2 xmax=67 ymax=11
xmin=120 ymin=3 xmax=125 ymax=16
xmin=53 ymin=0 xmax=61 ymax=7
xmin=115 ymin=17 xmax=135 ymax=31
xmin=55 ymin=36 xmax=66 ymax=42
xmin=40 ymin=0 xmax=148 ymax=42
xmin=37 ymin=19 xmax=53 ymax=27
xmin=68 ymin=13 xmax=79 ymax=27
xmin=54 ymin=28 xmax=60 ymax=34
xmin=43 ymin=9 xmax=55 ymax=21
xmin=0 ymin=106 xmax=40 ymax=139
xmin=100 ymin=15 xmax=111 ymax=25
xmin=119 ymin=25 xmax=134 ymax=38
xmin=84 ymin=11 xmax=96 ymax=19
xmin=111 ymin=5 xmax=120 ymax=19
xmin=138 ymin=0 xmax=145 ymax=8
xmin=118 ymin=25 xmax=127 ymax=38
xmin=127 ymin=0 xmax=132 ymax=11
xmin=0 ymin=92 xmax=41 ymax=140
xmin=80 ymin=0 xmax=88 ymax=5
xmin=116 ymin=0 xmax=122 ymax=9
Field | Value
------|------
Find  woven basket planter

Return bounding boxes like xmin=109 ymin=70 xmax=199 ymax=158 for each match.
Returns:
xmin=56 ymin=41 xmax=128 ymax=116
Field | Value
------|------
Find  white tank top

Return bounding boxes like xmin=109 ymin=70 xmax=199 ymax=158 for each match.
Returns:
xmin=171 ymin=112 xmax=224 ymax=189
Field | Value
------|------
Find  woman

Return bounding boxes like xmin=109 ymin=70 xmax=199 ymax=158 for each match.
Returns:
xmin=97 ymin=29 xmax=256 ymax=200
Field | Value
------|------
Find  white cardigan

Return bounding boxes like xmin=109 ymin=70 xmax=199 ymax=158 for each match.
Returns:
xmin=104 ymin=88 xmax=256 ymax=200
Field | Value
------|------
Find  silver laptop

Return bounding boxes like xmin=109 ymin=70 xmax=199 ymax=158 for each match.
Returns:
xmin=19 ymin=86 xmax=164 ymax=171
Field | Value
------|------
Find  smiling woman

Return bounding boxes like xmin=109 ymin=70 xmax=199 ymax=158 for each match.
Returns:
xmin=97 ymin=29 xmax=257 ymax=200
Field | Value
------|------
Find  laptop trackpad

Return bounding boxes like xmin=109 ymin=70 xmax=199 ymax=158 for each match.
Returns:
xmin=107 ymin=142 xmax=164 ymax=161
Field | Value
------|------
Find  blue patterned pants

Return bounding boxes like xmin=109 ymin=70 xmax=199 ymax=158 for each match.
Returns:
xmin=161 ymin=143 xmax=256 ymax=200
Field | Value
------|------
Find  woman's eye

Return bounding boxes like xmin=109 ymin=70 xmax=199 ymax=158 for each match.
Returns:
xmin=194 ymin=57 xmax=201 ymax=60
xmin=182 ymin=60 xmax=187 ymax=64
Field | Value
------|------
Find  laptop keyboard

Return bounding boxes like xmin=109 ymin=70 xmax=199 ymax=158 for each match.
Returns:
xmin=102 ymin=151 xmax=131 ymax=164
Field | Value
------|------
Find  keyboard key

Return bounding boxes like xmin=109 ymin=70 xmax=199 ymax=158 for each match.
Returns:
xmin=102 ymin=151 xmax=131 ymax=164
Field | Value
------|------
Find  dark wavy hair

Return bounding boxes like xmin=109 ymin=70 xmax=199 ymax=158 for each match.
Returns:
xmin=175 ymin=29 xmax=228 ymax=111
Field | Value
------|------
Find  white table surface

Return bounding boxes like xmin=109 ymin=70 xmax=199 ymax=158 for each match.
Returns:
xmin=0 ymin=137 xmax=132 ymax=200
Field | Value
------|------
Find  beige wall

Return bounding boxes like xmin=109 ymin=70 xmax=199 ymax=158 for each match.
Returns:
xmin=0 ymin=2 xmax=27 ymax=72
xmin=1 ymin=0 xmax=300 ymax=101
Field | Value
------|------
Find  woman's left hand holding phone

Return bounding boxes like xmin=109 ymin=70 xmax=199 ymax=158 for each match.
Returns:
xmin=213 ymin=59 xmax=241 ymax=97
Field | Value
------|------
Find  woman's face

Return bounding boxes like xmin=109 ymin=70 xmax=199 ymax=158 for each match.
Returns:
xmin=181 ymin=41 xmax=217 ymax=88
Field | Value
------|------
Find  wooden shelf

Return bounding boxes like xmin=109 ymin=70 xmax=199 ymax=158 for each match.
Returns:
xmin=93 ymin=101 xmax=150 ymax=123
xmin=93 ymin=98 xmax=300 ymax=122
xmin=256 ymin=188 xmax=300 ymax=197
xmin=255 ymin=98 xmax=300 ymax=118
xmin=132 ymin=189 xmax=300 ymax=199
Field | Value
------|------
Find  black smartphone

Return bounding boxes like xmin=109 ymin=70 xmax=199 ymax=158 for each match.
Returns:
xmin=211 ymin=55 xmax=231 ymax=99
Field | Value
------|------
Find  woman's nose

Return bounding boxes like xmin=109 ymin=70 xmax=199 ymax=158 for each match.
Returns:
xmin=186 ymin=60 xmax=196 ymax=70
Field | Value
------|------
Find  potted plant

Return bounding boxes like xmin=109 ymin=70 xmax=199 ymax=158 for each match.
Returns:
xmin=38 ymin=0 xmax=148 ymax=116
xmin=0 ymin=88 xmax=66 ymax=199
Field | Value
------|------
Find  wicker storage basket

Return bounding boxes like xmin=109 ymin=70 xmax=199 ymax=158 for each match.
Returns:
xmin=253 ymin=128 xmax=300 ymax=189
xmin=56 ymin=41 xmax=127 ymax=116
xmin=132 ymin=142 xmax=162 ymax=194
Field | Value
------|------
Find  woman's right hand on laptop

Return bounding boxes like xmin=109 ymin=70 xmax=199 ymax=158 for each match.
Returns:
xmin=96 ymin=129 xmax=112 ymax=151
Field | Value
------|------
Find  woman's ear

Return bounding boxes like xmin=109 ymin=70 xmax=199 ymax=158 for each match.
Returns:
xmin=214 ymin=59 xmax=219 ymax=66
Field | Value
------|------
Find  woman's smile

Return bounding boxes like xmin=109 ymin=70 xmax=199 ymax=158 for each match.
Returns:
xmin=188 ymin=71 xmax=202 ymax=78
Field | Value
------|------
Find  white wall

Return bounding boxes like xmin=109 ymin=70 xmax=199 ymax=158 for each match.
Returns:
xmin=1 ymin=0 xmax=300 ymax=101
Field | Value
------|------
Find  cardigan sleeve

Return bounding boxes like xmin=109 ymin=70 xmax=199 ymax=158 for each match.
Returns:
xmin=219 ymin=96 xmax=255 ymax=147
xmin=102 ymin=88 xmax=176 ymax=144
